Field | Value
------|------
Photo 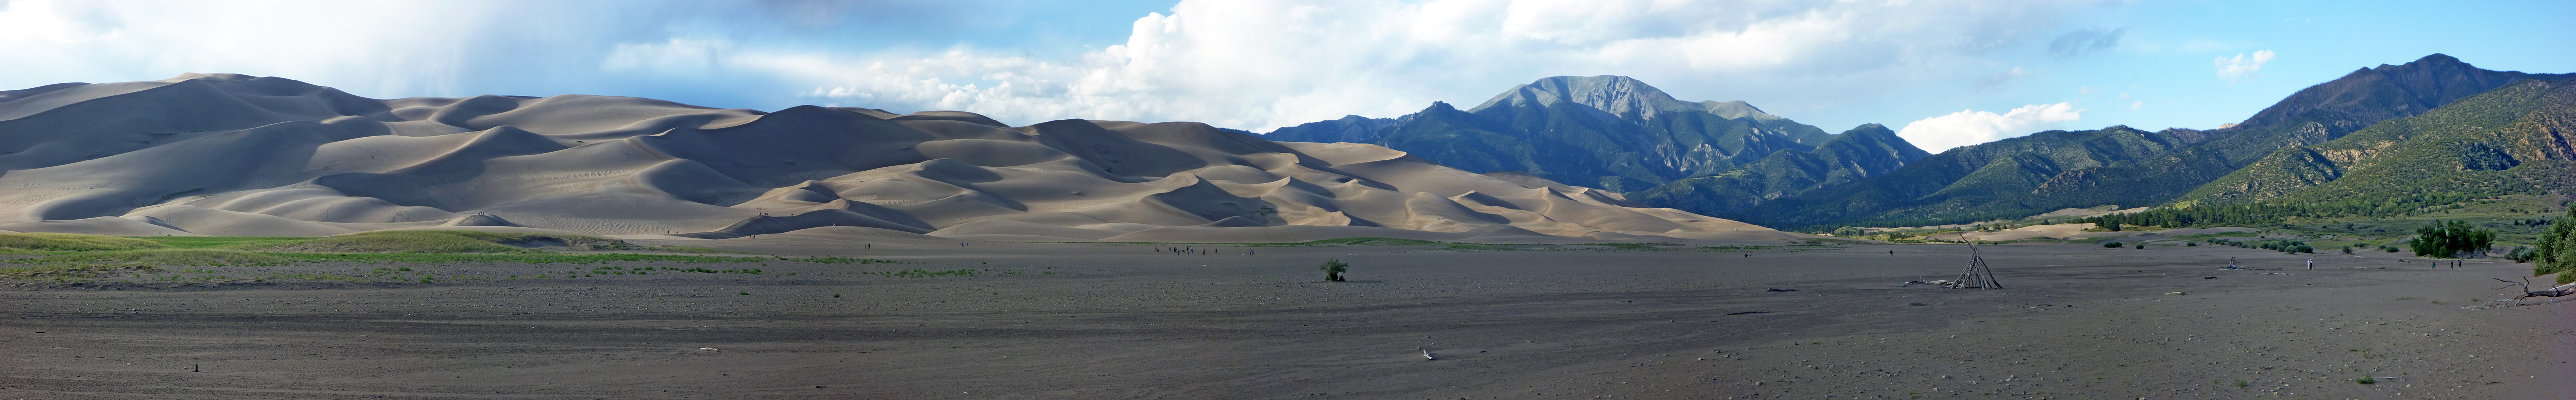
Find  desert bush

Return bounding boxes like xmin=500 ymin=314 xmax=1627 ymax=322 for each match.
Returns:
xmin=2102 ymin=241 xmax=2122 ymax=248
xmin=1319 ymin=259 xmax=1349 ymax=281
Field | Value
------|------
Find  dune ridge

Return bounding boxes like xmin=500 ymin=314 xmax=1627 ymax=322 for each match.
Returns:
xmin=0 ymin=74 xmax=1799 ymax=242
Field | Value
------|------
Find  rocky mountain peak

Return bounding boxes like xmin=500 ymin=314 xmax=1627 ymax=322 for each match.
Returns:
xmin=1469 ymin=75 xmax=1704 ymax=119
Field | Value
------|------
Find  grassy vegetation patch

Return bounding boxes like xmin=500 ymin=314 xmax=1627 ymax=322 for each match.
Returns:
xmin=0 ymin=264 xmax=161 ymax=280
xmin=863 ymin=268 xmax=984 ymax=278
xmin=0 ymin=233 xmax=169 ymax=251
xmin=782 ymin=256 xmax=899 ymax=264
xmin=249 ymin=231 xmax=599 ymax=253
xmin=1440 ymin=243 xmax=1515 ymax=251
xmin=1294 ymin=237 xmax=1442 ymax=246
xmin=131 ymin=236 xmax=308 ymax=249
xmin=12 ymin=249 xmax=291 ymax=267
xmin=265 ymin=252 xmax=760 ymax=265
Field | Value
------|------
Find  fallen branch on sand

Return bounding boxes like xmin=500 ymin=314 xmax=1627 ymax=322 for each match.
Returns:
xmin=2468 ymin=278 xmax=2575 ymax=309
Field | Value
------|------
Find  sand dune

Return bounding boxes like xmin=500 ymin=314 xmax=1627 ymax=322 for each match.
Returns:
xmin=0 ymin=74 xmax=1799 ymax=242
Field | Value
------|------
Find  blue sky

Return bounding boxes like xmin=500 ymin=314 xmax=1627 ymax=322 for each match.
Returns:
xmin=1 ymin=0 xmax=2569 ymax=152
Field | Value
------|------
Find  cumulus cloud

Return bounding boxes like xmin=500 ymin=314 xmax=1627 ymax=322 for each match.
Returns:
xmin=2214 ymin=50 xmax=2275 ymax=84
xmin=1896 ymin=102 xmax=2084 ymax=152
xmin=2046 ymin=27 xmax=2123 ymax=57
xmin=0 ymin=0 xmax=2116 ymax=133
xmin=740 ymin=0 xmax=2113 ymax=131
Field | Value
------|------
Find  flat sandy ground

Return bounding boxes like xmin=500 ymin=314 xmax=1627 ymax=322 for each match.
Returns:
xmin=3 ymin=242 xmax=2570 ymax=399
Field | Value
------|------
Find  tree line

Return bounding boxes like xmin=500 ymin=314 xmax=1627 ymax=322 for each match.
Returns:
xmin=2075 ymin=192 xmax=2485 ymax=229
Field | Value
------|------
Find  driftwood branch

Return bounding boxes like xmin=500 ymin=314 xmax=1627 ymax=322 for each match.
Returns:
xmin=2473 ymin=278 xmax=2576 ymax=308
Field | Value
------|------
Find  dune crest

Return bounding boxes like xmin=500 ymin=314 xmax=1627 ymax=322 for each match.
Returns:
xmin=0 ymin=74 xmax=1799 ymax=242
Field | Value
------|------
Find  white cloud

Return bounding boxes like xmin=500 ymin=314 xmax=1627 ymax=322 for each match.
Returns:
xmin=728 ymin=0 xmax=2111 ymax=131
xmin=0 ymin=0 xmax=124 ymax=42
xmin=602 ymin=38 xmax=736 ymax=74
xmin=0 ymin=0 xmax=2116 ymax=133
xmin=2214 ymin=50 xmax=2275 ymax=84
xmin=2129 ymin=100 xmax=2142 ymax=110
xmin=1896 ymin=102 xmax=2084 ymax=152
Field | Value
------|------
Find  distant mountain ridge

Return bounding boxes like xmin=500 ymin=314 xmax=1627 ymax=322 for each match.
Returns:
xmin=1627 ymin=123 xmax=1929 ymax=215
xmin=1709 ymin=54 xmax=2572 ymax=229
xmin=1263 ymin=75 xmax=1862 ymax=192
xmin=2176 ymin=76 xmax=2576 ymax=206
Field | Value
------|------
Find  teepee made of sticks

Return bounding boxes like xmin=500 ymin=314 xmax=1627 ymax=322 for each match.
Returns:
xmin=1953 ymin=244 xmax=2002 ymax=289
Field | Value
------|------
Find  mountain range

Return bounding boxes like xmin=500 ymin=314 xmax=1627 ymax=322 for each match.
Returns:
xmin=1272 ymin=54 xmax=2571 ymax=230
xmin=0 ymin=54 xmax=2560 ymax=240
xmin=1266 ymin=75 xmax=1845 ymax=192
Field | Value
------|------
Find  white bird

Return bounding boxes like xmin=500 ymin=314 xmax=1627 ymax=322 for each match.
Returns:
xmin=1422 ymin=349 xmax=1435 ymax=360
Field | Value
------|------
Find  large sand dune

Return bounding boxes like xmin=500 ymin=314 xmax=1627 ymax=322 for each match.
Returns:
xmin=0 ymin=74 xmax=1796 ymax=242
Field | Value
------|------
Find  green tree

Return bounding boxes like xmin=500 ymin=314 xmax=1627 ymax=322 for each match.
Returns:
xmin=1319 ymin=259 xmax=1349 ymax=282
xmin=2534 ymin=209 xmax=2576 ymax=283
xmin=2410 ymin=220 xmax=2494 ymax=259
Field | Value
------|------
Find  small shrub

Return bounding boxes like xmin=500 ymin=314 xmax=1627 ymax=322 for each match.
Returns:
xmin=2356 ymin=376 xmax=2375 ymax=384
xmin=2506 ymin=246 xmax=2537 ymax=263
xmin=2186 ymin=242 xmax=2197 ymax=247
xmin=738 ymin=291 xmax=750 ymax=295
xmin=2134 ymin=244 xmax=2146 ymax=249
xmin=2102 ymin=241 xmax=2122 ymax=248
xmin=1319 ymin=259 xmax=1349 ymax=281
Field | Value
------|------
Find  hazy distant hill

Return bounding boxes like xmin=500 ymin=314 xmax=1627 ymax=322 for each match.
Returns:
xmin=1264 ymin=115 xmax=1399 ymax=144
xmin=2178 ymin=76 xmax=2576 ymax=205
xmin=1264 ymin=75 xmax=1842 ymax=192
xmin=1713 ymin=54 xmax=2571 ymax=229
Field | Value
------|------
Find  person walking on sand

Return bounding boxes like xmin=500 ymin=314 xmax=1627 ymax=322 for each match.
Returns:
xmin=2228 ymin=257 xmax=2238 ymax=269
xmin=2306 ymin=259 xmax=2313 ymax=270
